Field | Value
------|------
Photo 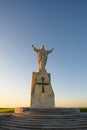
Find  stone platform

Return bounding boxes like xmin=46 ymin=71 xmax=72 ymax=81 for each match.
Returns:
xmin=15 ymin=107 xmax=80 ymax=114
xmin=0 ymin=108 xmax=87 ymax=130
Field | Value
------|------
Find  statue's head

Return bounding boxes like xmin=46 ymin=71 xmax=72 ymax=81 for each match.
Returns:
xmin=40 ymin=45 xmax=44 ymax=49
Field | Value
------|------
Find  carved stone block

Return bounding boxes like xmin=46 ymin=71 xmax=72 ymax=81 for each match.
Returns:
xmin=30 ymin=71 xmax=55 ymax=108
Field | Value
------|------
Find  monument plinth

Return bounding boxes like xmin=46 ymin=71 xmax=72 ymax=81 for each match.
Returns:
xmin=30 ymin=71 xmax=54 ymax=108
xmin=30 ymin=45 xmax=55 ymax=108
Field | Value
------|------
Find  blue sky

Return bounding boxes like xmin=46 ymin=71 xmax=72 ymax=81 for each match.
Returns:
xmin=0 ymin=0 xmax=87 ymax=107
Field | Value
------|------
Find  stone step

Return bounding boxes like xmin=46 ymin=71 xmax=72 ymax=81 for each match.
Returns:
xmin=15 ymin=107 xmax=80 ymax=114
xmin=0 ymin=108 xmax=87 ymax=130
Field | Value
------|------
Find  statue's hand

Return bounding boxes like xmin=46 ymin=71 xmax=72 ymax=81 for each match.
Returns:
xmin=32 ymin=45 xmax=34 ymax=48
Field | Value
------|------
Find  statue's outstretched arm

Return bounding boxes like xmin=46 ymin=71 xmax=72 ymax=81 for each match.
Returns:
xmin=32 ymin=45 xmax=38 ymax=52
xmin=47 ymin=48 xmax=54 ymax=54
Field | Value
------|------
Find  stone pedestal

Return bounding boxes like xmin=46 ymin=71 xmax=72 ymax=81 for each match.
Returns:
xmin=30 ymin=70 xmax=55 ymax=108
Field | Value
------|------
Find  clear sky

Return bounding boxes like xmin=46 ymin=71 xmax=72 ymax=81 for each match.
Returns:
xmin=0 ymin=0 xmax=87 ymax=108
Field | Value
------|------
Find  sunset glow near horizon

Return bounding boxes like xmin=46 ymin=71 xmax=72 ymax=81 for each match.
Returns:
xmin=0 ymin=0 xmax=87 ymax=108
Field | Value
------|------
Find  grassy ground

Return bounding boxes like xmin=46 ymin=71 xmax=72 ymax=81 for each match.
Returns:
xmin=79 ymin=108 xmax=87 ymax=112
xmin=0 ymin=108 xmax=14 ymax=113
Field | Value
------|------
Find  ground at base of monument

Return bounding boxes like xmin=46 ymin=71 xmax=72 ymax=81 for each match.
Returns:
xmin=0 ymin=107 xmax=87 ymax=130
xmin=0 ymin=107 xmax=87 ymax=113
xmin=15 ymin=107 xmax=80 ymax=114
xmin=0 ymin=108 xmax=14 ymax=113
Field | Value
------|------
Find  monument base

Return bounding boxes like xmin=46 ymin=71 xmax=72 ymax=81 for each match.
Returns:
xmin=15 ymin=107 xmax=80 ymax=114
xmin=1 ymin=107 xmax=86 ymax=129
xmin=30 ymin=71 xmax=55 ymax=108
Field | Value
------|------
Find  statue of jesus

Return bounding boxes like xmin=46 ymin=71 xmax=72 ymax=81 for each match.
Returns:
xmin=32 ymin=45 xmax=54 ymax=72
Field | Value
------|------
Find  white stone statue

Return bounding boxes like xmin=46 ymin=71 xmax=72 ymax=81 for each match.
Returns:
xmin=32 ymin=45 xmax=54 ymax=72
